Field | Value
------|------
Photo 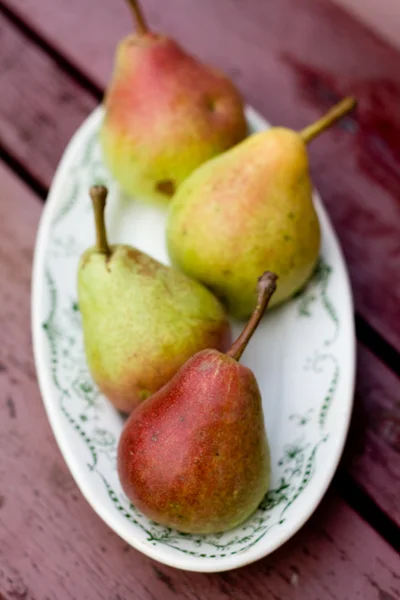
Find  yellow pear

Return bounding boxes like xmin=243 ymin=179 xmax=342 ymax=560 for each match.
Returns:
xmin=167 ymin=98 xmax=356 ymax=318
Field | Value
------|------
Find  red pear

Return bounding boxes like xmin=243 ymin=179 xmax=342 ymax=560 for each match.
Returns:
xmin=118 ymin=272 xmax=277 ymax=534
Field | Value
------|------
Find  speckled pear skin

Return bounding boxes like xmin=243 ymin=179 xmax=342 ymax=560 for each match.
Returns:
xmin=117 ymin=349 xmax=270 ymax=534
xmin=167 ymin=128 xmax=321 ymax=318
xmin=100 ymin=34 xmax=247 ymax=204
xmin=78 ymin=246 xmax=231 ymax=413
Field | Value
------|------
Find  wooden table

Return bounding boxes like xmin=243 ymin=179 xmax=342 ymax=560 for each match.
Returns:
xmin=0 ymin=0 xmax=399 ymax=597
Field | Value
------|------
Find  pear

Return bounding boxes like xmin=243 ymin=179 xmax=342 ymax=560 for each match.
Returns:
xmin=167 ymin=97 xmax=357 ymax=318
xmin=77 ymin=186 xmax=231 ymax=413
xmin=100 ymin=0 xmax=247 ymax=204
xmin=118 ymin=272 xmax=277 ymax=534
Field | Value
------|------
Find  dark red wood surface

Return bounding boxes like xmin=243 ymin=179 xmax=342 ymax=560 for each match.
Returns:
xmin=0 ymin=0 xmax=399 ymax=598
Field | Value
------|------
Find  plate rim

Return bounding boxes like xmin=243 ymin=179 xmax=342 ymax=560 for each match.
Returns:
xmin=31 ymin=105 xmax=356 ymax=572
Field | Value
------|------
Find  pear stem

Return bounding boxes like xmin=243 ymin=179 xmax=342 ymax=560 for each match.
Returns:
xmin=300 ymin=96 xmax=357 ymax=144
xmin=90 ymin=185 xmax=110 ymax=256
xmin=227 ymin=272 xmax=278 ymax=362
xmin=126 ymin=0 xmax=149 ymax=34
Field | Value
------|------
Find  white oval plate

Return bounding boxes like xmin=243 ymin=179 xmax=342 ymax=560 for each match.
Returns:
xmin=32 ymin=106 xmax=355 ymax=573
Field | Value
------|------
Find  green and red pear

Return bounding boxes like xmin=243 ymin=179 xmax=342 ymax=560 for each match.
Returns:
xmin=77 ymin=186 xmax=231 ymax=413
xmin=101 ymin=0 xmax=247 ymax=204
xmin=167 ymin=97 xmax=356 ymax=317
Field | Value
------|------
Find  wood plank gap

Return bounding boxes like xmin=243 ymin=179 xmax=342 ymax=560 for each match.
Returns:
xmin=356 ymin=315 xmax=400 ymax=379
xmin=0 ymin=0 xmax=103 ymax=102
xmin=334 ymin=471 xmax=400 ymax=553
xmin=0 ymin=144 xmax=47 ymax=200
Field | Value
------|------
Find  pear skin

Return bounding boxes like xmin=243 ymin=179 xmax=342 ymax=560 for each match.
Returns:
xmin=101 ymin=2 xmax=247 ymax=204
xmin=78 ymin=187 xmax=231 ymax=413
xmin=118 ymin=273 xmax=277 ymax=533
xmin=167 ymin=98 xmax=356 ymax=318
xmin=167 ymin=128 xmax=320 ymax=317
xmin=118 ymin=348 xmax=270 ymax=533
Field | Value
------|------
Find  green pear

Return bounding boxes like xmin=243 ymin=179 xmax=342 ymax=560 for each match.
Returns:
xmin=118 ymin=272 xmax=277 ymax=534
xmin=100 ymin=0 xmax=247 ymax=204
xmin=78 ymin=186 xmax=231 ymax=413
xmin=167 ymin=97 xmax=356 ymax=318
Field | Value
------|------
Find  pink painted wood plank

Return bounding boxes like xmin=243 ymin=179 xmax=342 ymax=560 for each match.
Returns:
xmin=345 ymin=345 xmax=400 ymax=525
xmin=0 ymin=11 xmax=96 ymax=188
xmin=0 ymin=161 xmax=399 ymax=599
xmin=332 ymin=0 xmax=400 ymax=51
xmin=4 ymin=0 xmax=400 ymax=357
